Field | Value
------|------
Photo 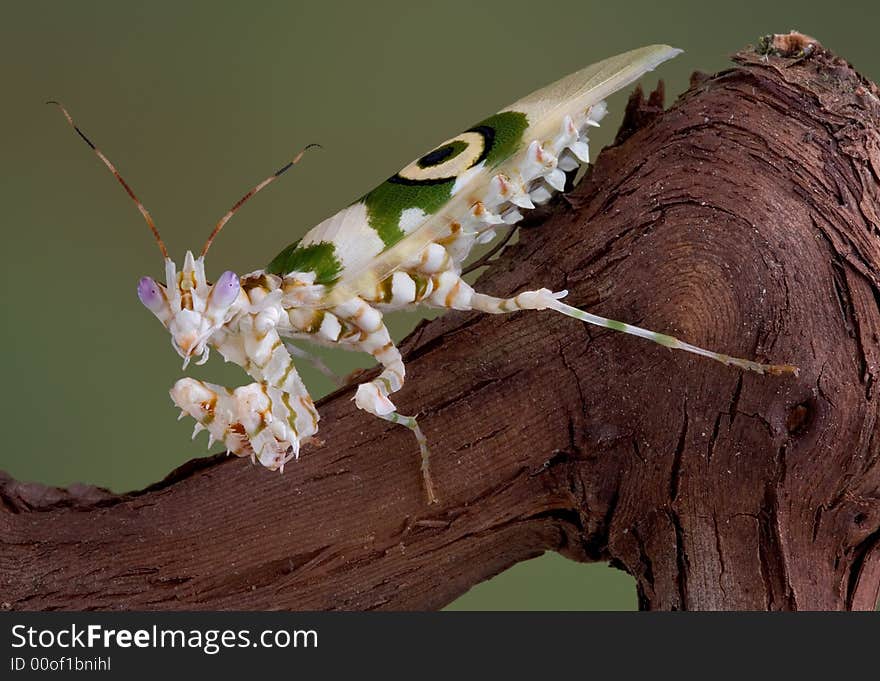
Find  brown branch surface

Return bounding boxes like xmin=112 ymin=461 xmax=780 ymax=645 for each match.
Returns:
xmin=3 ymin=39 xmax=880 ymax=611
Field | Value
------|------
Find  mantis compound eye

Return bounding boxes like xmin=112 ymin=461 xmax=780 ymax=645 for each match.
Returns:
xmin=209 ymin=270 xmax=240 ymax=309
xmin=137 ymin=276 xmax=167 ymax=315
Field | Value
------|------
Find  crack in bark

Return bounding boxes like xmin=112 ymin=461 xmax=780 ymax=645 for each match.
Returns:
xmin=668 ymin=509 xmax=690 ymax=610
xmin=669 ymin=401 xmax=689 ymax=504
xmin=712 ymin=515 xmax=727 ymax=599
xmin=846 ymin=528 xmax=880 ymax=610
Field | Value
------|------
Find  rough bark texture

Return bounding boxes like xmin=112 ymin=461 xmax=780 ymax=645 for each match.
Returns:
xmin=3 ymin=39 xmax=880 ymax=611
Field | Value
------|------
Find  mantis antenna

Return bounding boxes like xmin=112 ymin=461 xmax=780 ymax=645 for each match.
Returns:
xmin=201 ymin=143 xmax=322 ymax=257
xmin=48 ymin=101 xmax=169 ymax=259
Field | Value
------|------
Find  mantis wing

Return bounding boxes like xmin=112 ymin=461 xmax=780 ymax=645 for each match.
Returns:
xmin=268 ymin=45 xmax=681 ymax=305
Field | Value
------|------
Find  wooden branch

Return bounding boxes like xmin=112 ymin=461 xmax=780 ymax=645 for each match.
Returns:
xmin=3 ymin=36 xmax=880 ymax=611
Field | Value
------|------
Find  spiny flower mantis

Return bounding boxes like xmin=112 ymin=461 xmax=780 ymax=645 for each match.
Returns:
xmin=52 ymin=45 xmax=797 ymax=504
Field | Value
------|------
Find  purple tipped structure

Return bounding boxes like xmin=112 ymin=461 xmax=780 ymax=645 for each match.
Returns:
xmin=137 ymin=276 xmax=166 ymax=313
xmin=210 ymin=270 xmax=240 ymax=309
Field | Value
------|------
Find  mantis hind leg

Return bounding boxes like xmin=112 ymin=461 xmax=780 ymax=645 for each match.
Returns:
xmin=380 ymin=410 xmax=436 ymax=504
xmin=423 ymin=271 xmax=798 ymax=376
xmin=332 ymin=296 xmax=438 ymax=503
xmin=544 ymin=298 xmax=798 ymax=376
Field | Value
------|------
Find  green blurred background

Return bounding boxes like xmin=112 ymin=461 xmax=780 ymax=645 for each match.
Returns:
xmin=2 ymin=0 xmax=877 ymax=610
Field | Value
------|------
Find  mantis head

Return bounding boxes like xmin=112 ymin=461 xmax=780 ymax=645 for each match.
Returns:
xmin=137 ymin=251 xmax=242 ymax=368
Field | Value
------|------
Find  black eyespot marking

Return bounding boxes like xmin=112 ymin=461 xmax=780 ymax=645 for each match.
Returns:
xmin=388 ymin=173 xmax=456 ymax=186
xmin=394 ymin=132 xmax=488 ymax=185
xmin=418 ymin=145 xmax=455 ymax=168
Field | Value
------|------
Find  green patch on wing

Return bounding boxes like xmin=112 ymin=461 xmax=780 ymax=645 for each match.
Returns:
xmin=266 ymin=240 xmax=342 ymax=284
xmin=473 ymin=111 xmax=529 ymax=167
xmin=361 ymin=111 xmax=529 ymax=251
xmin=363 ymin=180 xmax=455 ymax=249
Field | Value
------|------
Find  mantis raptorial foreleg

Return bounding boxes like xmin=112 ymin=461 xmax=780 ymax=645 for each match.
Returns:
xmin=171 ymin=318 xmax=320 ymax=470
xmin=171 ymin=378 xmax=306 ymax=470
